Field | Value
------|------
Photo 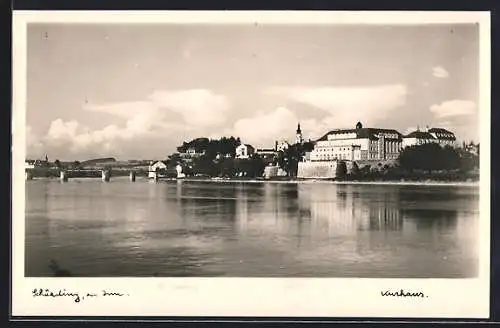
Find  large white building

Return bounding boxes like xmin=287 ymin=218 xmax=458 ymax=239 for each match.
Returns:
xmin=402 ymin=127 xmax=456 ymax=148
xmin=402 ymin=130 xmax=437 ymax=148
xmin=309 ymin=122 xmax=403 ymax=162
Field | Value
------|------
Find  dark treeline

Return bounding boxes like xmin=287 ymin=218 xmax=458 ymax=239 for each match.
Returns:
xmin=168 ymin=136 xmax=264 ymax=178
xmin=184 ymin=156 xmax=267 ymax=178
xmin=166 ymin=137 xmax=315 ymax=178
xmin=399 ymin=143 xmax=461 ymax=172
xmin=176 ymin=136 xmax=241 ymax=159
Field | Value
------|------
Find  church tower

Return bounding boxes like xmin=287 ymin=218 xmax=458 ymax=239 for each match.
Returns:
xmin=296 ymin=123 xmax=303 ymax=144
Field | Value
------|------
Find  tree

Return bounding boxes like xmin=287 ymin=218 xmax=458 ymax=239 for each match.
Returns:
xmin=166 ymin=153 xmax=182 ymax=168
xmin=54 ymin=159 xmax=61 ymax=168
xmin=249 ymin=155 xmax=266 ymax=177
xmin=191 ymin=155 xmax=217 ymax=176
xmin=175 ymin=136 xmax=241 ymax=159
xmin=350 ymin=161 xmax=360 ymax=177
xmin=336 ymin=161 xmax=347 ymax=179
xmin=277 ymin=144 xmax=301 ymax=177
xmin=218 ymin=158 xmax=236 ymax=177
xmin=440 ymin=145 xmax=461 ymax=170
xmin=301 ymin=141 xmax=315 ymax=153
xmin=398 ymin=143 xmax=461 ymax=173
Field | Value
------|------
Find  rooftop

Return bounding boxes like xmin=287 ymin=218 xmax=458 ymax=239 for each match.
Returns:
xmin=428 ymin=127 xmax=453 ymax=134
xmin=404 ymin=131 xmax=436 ymax=139
xmin=428 ymin=128 xmax=456 ymax=140
xmin=317 ymin=127 xmax=403 ymax=142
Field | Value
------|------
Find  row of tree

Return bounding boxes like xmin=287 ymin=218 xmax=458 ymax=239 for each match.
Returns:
xmin=398 ymin=143 xmax=478 ymax=173
xmin=183 ymin=156 xmax=267 ymax=178
xmin=176 ymin=136 xmax=241 ymax=160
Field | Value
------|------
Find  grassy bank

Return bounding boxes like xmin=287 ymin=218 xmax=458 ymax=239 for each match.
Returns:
xmin=343 ymin=169 xmax=479 ymax=183
xmin=176 ymin=176 xmax=478 ymax=187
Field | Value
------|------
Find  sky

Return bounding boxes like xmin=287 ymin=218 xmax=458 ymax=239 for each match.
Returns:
xmin=26 ymin=23 xmax=480 ymax=161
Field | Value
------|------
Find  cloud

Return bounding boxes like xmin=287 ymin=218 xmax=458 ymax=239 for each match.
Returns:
xmin=228 ymin=107 xmax=299 ymax=146
xmin=225 ymin=106 xmax=326 ymax=146
xmin=84 ymin=101 xmax=157 ymax=119
xmin=35 ymin=88 xmax=229 ymax=159
xmin=429 ymin=100 xmax=476 ymax=119
xmin=42 ymin=116 xmax=187 ymax=159
xmin=148 ymin=89 xmax=229 ymax=127
xmin=44 ymin=119 xmax=122 ymax=154
xmin=432 ymin=66 xmax=449 ymax=78
xmin=225 ymin=84 xmax=409 ymax=147
xmin=267 ymin=84 xmax=407 ymax=127
xmin=26 ymin=125 xmax=44 ymax=157
xmin=428 ymin=100 xmax=479 ymax=143
xmin=84 ymin=89 xmax=229 ymax=128
xmin=404 ymin=126 xmax=418 ymax=134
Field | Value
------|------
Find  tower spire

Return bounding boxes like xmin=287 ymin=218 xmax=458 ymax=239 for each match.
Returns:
xmin=296 ymin=122 xmax=303 ymax=144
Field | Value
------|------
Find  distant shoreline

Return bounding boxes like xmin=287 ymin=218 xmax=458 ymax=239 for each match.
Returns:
xmin=27 ymin=176 xmax=479 ymax=187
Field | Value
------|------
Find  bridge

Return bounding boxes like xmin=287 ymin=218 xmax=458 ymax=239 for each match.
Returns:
xmin=23 ymin=166 xmax=177 ymax=183
xmin=25 ymin=167 xmax=137 ymax=182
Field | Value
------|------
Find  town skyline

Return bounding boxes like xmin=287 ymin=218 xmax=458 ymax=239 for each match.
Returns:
xmin=27 ymin=23 xmax=479 ymax=161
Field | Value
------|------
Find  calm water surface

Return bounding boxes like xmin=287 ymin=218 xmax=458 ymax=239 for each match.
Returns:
xmin=25 ymin=178 xmax=479 ymax=277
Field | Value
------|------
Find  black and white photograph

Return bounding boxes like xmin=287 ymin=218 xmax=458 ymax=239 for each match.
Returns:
xmin=12 ymin=11 xmax=490 ymax=318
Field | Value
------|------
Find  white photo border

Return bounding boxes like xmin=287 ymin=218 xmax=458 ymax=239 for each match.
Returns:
xmin=12 ymin=10 xmax=491 ymax=319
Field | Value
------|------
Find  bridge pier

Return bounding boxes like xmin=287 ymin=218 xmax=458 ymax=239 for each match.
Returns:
xmin=25 ymin=170 xmax=33 ymax=180
xmin=60 ymin=170 xmax=68 ymax=182
xmin=129 ymin=171 xmax=136 ymax=182
xmin=101 ymin=170 xmax=111 ymax=182
xmin=150 ymin=171 xmax=159 ymax=182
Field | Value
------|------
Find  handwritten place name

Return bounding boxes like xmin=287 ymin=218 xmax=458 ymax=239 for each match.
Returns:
xmin=32 ymin=288 xmax=129 ymax=303
xmin=381 ymin=289 xmax=428 ymax=298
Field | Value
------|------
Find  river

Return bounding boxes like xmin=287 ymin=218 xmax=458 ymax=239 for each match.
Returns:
xmin=25 ymin=178 xmax=479 ymax=277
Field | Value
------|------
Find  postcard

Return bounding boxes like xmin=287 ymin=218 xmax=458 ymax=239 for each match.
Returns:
xmin=12 ymin=10 xmax=491 ymax=319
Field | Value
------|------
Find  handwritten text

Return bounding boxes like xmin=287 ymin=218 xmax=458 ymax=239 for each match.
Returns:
xmin=381 ymin=289 xmax=427 ymax=298
xmin=32 ymin=288 xmax=129 ymax=303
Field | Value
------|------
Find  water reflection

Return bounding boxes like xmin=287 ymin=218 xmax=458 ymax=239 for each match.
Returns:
xmin=296 ymin=184 xmax=404 ymax=236
xmin=402 ymin=209 xmax=458 ymax=231
xmin=25 ymin=180 xmax=479 ymax=277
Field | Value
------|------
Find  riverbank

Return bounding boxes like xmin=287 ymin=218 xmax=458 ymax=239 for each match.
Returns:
xmin=26 ymin=174 xmax=480 ymax=187
xmin=176 ymin=178 xmax=479 ymax=187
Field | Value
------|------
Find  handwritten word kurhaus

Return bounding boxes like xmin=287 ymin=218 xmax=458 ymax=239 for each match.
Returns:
xmin=381 ymin=289 xmax=427 ymax=298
